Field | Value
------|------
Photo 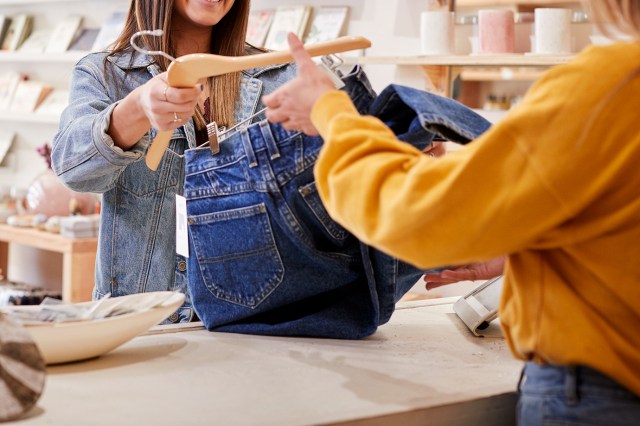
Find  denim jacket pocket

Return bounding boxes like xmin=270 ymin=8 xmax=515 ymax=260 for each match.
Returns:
xmin=298 ymin=181 xmax=350 ymax=242
xmin=188 ymin=203 xmax=284 ymax=308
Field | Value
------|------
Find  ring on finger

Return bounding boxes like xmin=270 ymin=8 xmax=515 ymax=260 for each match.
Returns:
xmin=173 ymin=112 xmax=181 ymax=123
xmin=163 ymin=85 xmax=169 ymax=102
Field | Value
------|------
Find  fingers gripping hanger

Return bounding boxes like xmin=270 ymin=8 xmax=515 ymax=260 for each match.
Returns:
xmin=131 ymin=30 xmax=371 ymax=171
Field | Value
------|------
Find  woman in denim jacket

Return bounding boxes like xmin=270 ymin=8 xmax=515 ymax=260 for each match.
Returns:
xmin=52 ymin=0 xmax=294 ymax=322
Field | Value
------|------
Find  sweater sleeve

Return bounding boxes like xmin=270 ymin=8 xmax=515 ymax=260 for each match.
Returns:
xmin=311 ymin=90 xmax=572 ymax=269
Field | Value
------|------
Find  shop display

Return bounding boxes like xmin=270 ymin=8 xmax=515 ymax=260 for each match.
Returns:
xmin=0 ymin=13 xmax=33 ymax=51
xmin=246 ymin=9 xmax=274 ymax=47
xmin=264 ymin=5 xmax=312 ymax=51
xmin=19 ymin=144 xmax=97 ymax=219
xmin=532 ymin=8 xmax=572 ymax=55
xmin=477 ymin=9 xmax=515 ymax=54
xmin=0 ymin=280 xmax=62 ymax=306
xmin=420 ymin=10 xmax=455 ymax=55
xmin=305 ymin=6 xmax=350 ymax=44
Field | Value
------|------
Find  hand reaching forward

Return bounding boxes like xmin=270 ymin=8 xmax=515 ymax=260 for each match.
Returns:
xmin=423 ymin=256 xmax=506 ymax=291
xmin=263 ymin=33 xmax=337 ymax=136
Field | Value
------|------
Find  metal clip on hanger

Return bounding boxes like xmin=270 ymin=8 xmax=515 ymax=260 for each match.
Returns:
xmin=131 ymin=30 xmax=371 ymax=171
xmin=202 ymin=53 xmax=349 ymax=153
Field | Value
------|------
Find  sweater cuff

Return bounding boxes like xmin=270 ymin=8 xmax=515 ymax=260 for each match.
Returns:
xmin=311 ymin=90 xmax=360 ymax=138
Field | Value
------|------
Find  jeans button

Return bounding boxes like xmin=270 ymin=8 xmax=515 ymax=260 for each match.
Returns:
xmin=168 ymin=312 xmax=179 ymax=322
xmin=178 ymin=261 xmax=187 ymax=272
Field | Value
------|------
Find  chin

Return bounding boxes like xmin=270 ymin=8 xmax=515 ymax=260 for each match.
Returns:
xmin=193 ymin=0 xmax=233 ymax=23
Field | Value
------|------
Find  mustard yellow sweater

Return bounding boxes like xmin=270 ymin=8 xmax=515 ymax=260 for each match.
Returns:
xmin=312 ymin=42 xmax=640 ymax=395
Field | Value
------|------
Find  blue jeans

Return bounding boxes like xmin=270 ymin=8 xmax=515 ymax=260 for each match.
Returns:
xmin=518 ymin=362 xmax=640 ymax=426
xmin=184 ymin=76 xmax=492 ymax=338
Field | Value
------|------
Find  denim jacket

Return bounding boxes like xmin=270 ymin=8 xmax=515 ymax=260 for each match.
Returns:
xmin=51 ymin=48 xmax=296 ymax=322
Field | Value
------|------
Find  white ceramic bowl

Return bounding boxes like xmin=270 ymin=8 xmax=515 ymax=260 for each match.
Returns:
xmin=4 ymin=292 xmax=185 ymax=364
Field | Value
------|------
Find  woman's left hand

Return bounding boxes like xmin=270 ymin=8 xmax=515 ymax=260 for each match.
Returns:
xmin=263 ymin=33 xmax=337 ymax=136
xmin=423 ymin=256 xmax=506 ymax=291
xmin=424 ymin=142 xmax=447 ymax=157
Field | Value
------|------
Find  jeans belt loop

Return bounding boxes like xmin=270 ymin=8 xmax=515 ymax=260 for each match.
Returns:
xmin=260 ymin=121 xmax=281 ymax=160
xmin=240 ymin=127 xmax=258 ymax=168
xmin=565 ymin=366 xmax=579 ymax=406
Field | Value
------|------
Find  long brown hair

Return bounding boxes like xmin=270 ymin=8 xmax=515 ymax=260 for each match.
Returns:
xmin=108 ymin=0 xmax=251 ymax=128
xmin=588 ymin=0 xmax=640 ymax=38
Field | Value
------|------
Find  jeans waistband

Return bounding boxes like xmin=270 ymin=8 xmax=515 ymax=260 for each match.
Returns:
xmin=520 ymin=362 xmax=639 ymax=405
xmin=184 ymin=120 xmax=312 ymax=175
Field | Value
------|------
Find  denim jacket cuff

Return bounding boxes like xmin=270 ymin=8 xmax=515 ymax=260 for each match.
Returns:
xmin=92 ymin=101 xmax=148 ymax=166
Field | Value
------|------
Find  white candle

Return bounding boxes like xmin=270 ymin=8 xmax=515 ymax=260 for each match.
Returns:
xmin=420 ymin=11 xmax=455 ymax=55
xmin=534 ymin=8 xmax=572 ymax=54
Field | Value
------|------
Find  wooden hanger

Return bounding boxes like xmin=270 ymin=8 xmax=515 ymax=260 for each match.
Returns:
xmin=145 ymin=36 xmax=372 ymax=170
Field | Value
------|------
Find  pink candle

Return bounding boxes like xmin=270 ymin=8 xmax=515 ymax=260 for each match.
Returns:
xmin=478 ymin=9 xmax=515 ymax=54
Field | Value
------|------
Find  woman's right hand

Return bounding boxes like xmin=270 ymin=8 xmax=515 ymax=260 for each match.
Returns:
xmin=109 ymin=72 xmax=204 ymax=150
xmin=137 ymin=72 xmax=203 ymax=132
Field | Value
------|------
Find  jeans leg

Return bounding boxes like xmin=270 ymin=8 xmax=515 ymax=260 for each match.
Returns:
xmin=517 ymin=362 xmax=640 ymax=426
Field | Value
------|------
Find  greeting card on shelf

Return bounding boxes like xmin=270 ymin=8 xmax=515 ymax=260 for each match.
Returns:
xmin=45 ymin=15 xmax=84 ymax=53
xmin=0 ymin=71 xmax=27 ymax=111
xmin=1 ymin=14 xmax=33 ymax=51
xmin=92 ymin=11 xmax=126 ymax=52
xmin=0 ymin=15 xmax=11 ymax=48
xmin=246 ymin=9 xmax=274 ymax=47
xmin=34 ymin=89 xmax=69 ymax=116
xmin=0 ymin=130 xmax=14 ymax=166
xmin=305 ymin=6 xmax=349 ymax=44
xmin=18 ymin=29 xmax=52 ymax=54
xmin=264 ymin=5 xmax=312 ymax=51
xmin=69 ymin=28 xmax=100 ymax=51
xmin=9 ymin=81 xmax=53 ymax=113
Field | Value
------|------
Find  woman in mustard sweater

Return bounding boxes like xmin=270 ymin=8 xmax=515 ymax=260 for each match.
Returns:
xmin=263 ymin=1 xmax=640 ymax=424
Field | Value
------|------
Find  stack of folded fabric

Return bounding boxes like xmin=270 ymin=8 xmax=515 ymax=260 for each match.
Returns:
xmin=59 ymin=214 xmax=99 ymax=238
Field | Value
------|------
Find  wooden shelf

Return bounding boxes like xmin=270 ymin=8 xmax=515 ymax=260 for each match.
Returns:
xmin=461 ymin=67 xmax=546 ymax=81
xmin=0 ymin=223 xmax=97 ymax=302
xmin=350 ymin=54 xmax=574 ymax=67
xmin=457 ymin=0 xmax=580 ymax=6
xmin=0 ymin=51 xmax=88 ymax=63
xmin=0 ymin=224 xmax=96 ymax=254
xmin=0 ymin=112 xmax=60 ymax=125
xmin=0 ymin=0 xmax=94 ymax=4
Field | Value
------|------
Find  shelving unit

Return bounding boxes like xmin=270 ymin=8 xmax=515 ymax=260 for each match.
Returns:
xmin=457 ymin=0 xmax=579 ymax=6
xmin=0 ymin=224 xmax=97 ymax=302
xmin=0 ymin=0 xmax=127 ymax=294
xmin=0 ymin=51 xmax=87 ymax=63
xmin=0 ymin=0 xmax=88 ymax=4
xmin=352 ymin=54 xmax=574 ymax=67
xmin=0 ymin=112 xmax=60 ymax=124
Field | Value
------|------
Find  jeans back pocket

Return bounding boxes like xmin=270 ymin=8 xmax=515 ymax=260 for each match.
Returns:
xmin=188 ymin=203 xmax=284 ymax=308
xmin=298 ymin=181 xmax=350 ymax=242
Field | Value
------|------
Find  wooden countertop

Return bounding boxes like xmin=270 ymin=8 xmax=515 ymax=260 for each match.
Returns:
xmin=20 ymin=298 xmax=522 ymax=425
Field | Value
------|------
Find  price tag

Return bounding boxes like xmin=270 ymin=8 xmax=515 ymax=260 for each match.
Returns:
xmin=176 ymin=195 xmax=189 ymax=258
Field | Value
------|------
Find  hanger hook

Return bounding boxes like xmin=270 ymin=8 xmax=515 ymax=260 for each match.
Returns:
xmin=130 ymin=29 xmax=176 ymax=62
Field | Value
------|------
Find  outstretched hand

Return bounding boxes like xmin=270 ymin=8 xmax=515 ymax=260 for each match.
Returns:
xmin=423 ymin=256 xmax=506 ymax=291
xmin=263 ymin=33 xmax=337 ymax=136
